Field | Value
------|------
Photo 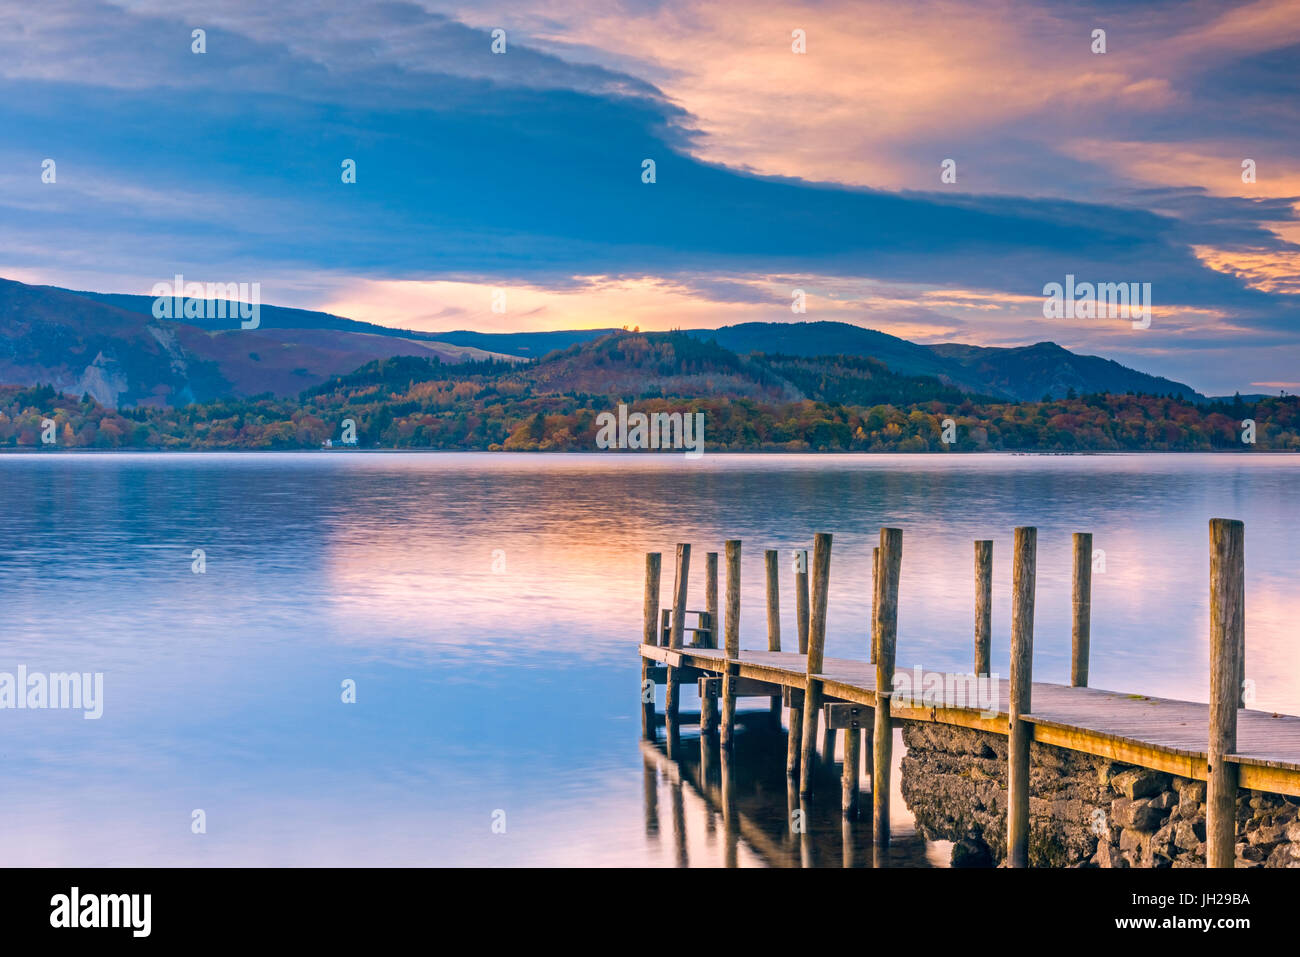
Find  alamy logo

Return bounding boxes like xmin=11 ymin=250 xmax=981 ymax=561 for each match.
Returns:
xmin=1042 ymin=274 xmax=1151 ymax=329
xmin=891 ymin=666 xmax=1000 ymax=718
xmin=595 ymin=404 xmax=704 ymax=459
xmin=0 ymin=667 xmax=103 ymax=719
xmin=50 ymin=887 xmax=150 ymax=937
xmin=151 ymin=274 xmax=261 ymax=329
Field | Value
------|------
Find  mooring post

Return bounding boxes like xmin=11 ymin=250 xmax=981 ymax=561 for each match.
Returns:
xmin=1007 ymin=526 xmax=1037 ymax=868
xmin=798 ymin=533 xmax=833 ymax=794
xmin=787 ymin=549 xmax=810 ymax=776
xmin=702 ymin=551 xmax=720 ymax=733
xmin=665 ymin=543 xmax=691 ymax=756
xmin=842 ymin=720 xmax=860 ymax=818
xmin=720 ymin=540 xmax=742 ymax=749
xmin=871 ymin=545 xmax=881 ymax=664
xmin=1071 ymin=532 xmax=1092 ymax=687
xmin=641 ymin=552 xmax=662 ymax=739
xmin=1208 ymin=518 xmax=1244 ymax=868
xmin=765 ymin=549 xmax=783 ymax=723
xmin=872 ymin=527 xmax=902 ymax=847
xmin=974 ymin=540 xmax=992 ymax=676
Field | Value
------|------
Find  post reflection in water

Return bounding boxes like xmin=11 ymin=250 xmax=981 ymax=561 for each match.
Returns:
xmin=641 ymin=712 xmax=934 ymax=867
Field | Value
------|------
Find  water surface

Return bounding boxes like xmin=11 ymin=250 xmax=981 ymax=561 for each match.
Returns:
xmin=0 ymin=451 xmax=1295 ymax=865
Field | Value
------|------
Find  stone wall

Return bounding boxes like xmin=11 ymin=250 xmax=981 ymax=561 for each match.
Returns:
xmin=899 ymin=721 xmax=1300 ymax=868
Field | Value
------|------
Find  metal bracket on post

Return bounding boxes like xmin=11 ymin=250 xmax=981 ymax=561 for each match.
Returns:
xmin=824 ymin=702 xmax=868 ymax=730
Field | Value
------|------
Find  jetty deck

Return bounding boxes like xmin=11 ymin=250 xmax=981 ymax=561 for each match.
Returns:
xmin=638 ymin=520 xmax=1298 ymax=867
xmin=640 ymin=643 xmax=1300 ymax=796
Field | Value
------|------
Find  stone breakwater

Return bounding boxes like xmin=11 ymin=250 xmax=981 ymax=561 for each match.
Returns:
xmin=899 ymin=723 xmax=1300 ymax=868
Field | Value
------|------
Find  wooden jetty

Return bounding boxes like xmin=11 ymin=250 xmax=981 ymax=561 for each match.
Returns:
xmin=639 ymin=519 xmax=1300 ymax=868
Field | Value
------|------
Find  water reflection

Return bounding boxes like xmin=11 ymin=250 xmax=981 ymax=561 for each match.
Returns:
xmin=641 ymin=714 xmax=934 ymax=867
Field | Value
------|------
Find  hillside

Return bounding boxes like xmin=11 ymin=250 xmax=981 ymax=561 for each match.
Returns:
xmin=2 ymin=331 xmax=1295 ymax=452
xmin=929 ymin=341 xmax=1201 ymax=402
xmin=2 ymin=279 xmax=1212 ymax=406
xmin=0 ymin=279 xmax=510 ymax=407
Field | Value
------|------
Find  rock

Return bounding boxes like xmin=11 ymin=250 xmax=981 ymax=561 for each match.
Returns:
xmin=1265 ymin=843 xmax=1300 ymax=868
xmin=1174 ymin=819 xmax=1205 ymax=850
xmin=951 ymin=835 xmax=993 ymax=868
xmin=1092 ymin=842 xmax=1128 ymax=868
xmin=1112 ymin=797 xmax=1163 ymax=830
xmin=1247 ymin=823 xmax=1288 ymax=849
xmin=1237 ymin=842 xmax=1266 ymax=862
xmin=1285 ymin=821 xmax=1300 ymax=843
xmin=1113 ymin=769 xmax=1170 ymax=800
xmin=1149 ymin=790 xmax=1177 ymax=811
xmin=1177 ymin=780 xmax=1207 ymax=804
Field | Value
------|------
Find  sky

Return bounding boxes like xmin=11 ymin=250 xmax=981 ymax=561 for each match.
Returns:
xmin=1 ymin=0 xmax=1298 ymax=394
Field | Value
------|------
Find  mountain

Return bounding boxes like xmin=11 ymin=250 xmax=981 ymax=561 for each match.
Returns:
xmin=0 ymin=279 xmax=512 ymax=407
xmin=928 ymin=341 xmax=1201 ymax=402
xmin=1 ymin=277 xmax=1207 ymax=407
xmin=10 ymin=331 xmax=1295 ymax=452
xmin=676 ymin=321 xmax=1202 ymax=401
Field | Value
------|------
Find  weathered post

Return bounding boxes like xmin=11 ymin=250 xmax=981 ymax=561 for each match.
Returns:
xmin=1071 ymin=532 xmax=1092 ymax=687
xmin=665 ymin=543 xmax=691 ymax=757
xmin=765 ymin=549 xmax=783 ymax=722
xmin=795 ymin=549 xmax=810 ymax=655
xmin=872 ymin=527 xmax=903 ymax=847
xmin=974 ymin=540 xmax=992 ymax=676
xmin=787 ymin=549 xmax=809 ymax=776
xmin=720 ymin=540 xmax=742 ymax=749
xmin=703 ymin=551 xmax=720 ymax=732
xmin=1007 ymin=526 xmax=1036 ymax=868
xmin=871 ymin=546 xmax=881 ymax=664
xmin=1208 ymin=518 xmax=1244 ymax=868
xmin=842 ymin=721 xmax=861 ymax=817
xmin=798 ymin=533 xmax=833 ymax=795
xmin=706 ymin=552 xmax=719 ymax=650
xmin=641 ymin=552 xmax=662 ymax=738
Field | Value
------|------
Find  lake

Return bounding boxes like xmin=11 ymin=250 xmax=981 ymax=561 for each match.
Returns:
xmin=0 ymin=451 xmax=1296 ymax=866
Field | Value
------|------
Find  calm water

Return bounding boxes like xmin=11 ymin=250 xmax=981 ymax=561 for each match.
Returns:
xmin=0 ymin=451 xmax=1296 ymax=866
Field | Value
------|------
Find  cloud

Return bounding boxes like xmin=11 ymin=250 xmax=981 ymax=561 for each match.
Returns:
xmin=0 ymin=0 xmax=1297 ymax=395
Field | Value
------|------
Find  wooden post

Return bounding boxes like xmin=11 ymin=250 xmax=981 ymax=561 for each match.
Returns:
xmin=765 ymin=549 xmax=783 ymax=722
xmin=798 ymin=533 xmax=832 ymax=794
xmin=872 ymin=527 xmax=902 ymax=847
xmin=665 ymin=543 xmax=690 ymax=734
xmin=706 ymin=552 xmax=719 ymax=650
xmin=1071 ymin=532 xmax=1092 ymax=687
xmin=787 ymin=549 xmax=809 ymax=777
xmin=842 ymin=725 xmax=860 ymax=817
xmin=1007 ymin=526 xmax=1036 ymax=868
xmin=795 ymin=549 xmax=810 ymax=655
xmin=641 ymin=552 xmax=662 ymax=738
xmin=871 ymin=546 xmax=881 ymax=664
xmin=1208 ymin=518 xmax=1244 ymax=868
xmin=720 ymin=540 xmax=741 ymax=749
xmin=702 ymin=551 xmax=720 ymax=732
xmin=974 ymin=540 xmax=992 ymax=676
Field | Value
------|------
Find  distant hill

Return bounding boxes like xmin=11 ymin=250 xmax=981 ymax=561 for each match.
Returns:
xmin=2 ymin=278 xmax=1210 ymax=407
xmin=678 ymin=322 xmax=1202 ymax=402
xmin=928 ymin=341 xmax=1201 ymax=402
xmin=6 ymin=330 xmax=1295 ymax=452
xmin=0 ymin=279 xmax=512 ymax=407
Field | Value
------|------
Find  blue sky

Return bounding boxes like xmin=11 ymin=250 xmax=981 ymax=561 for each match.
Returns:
xmin=1 ymin=0 xmax=1298 ymax=393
